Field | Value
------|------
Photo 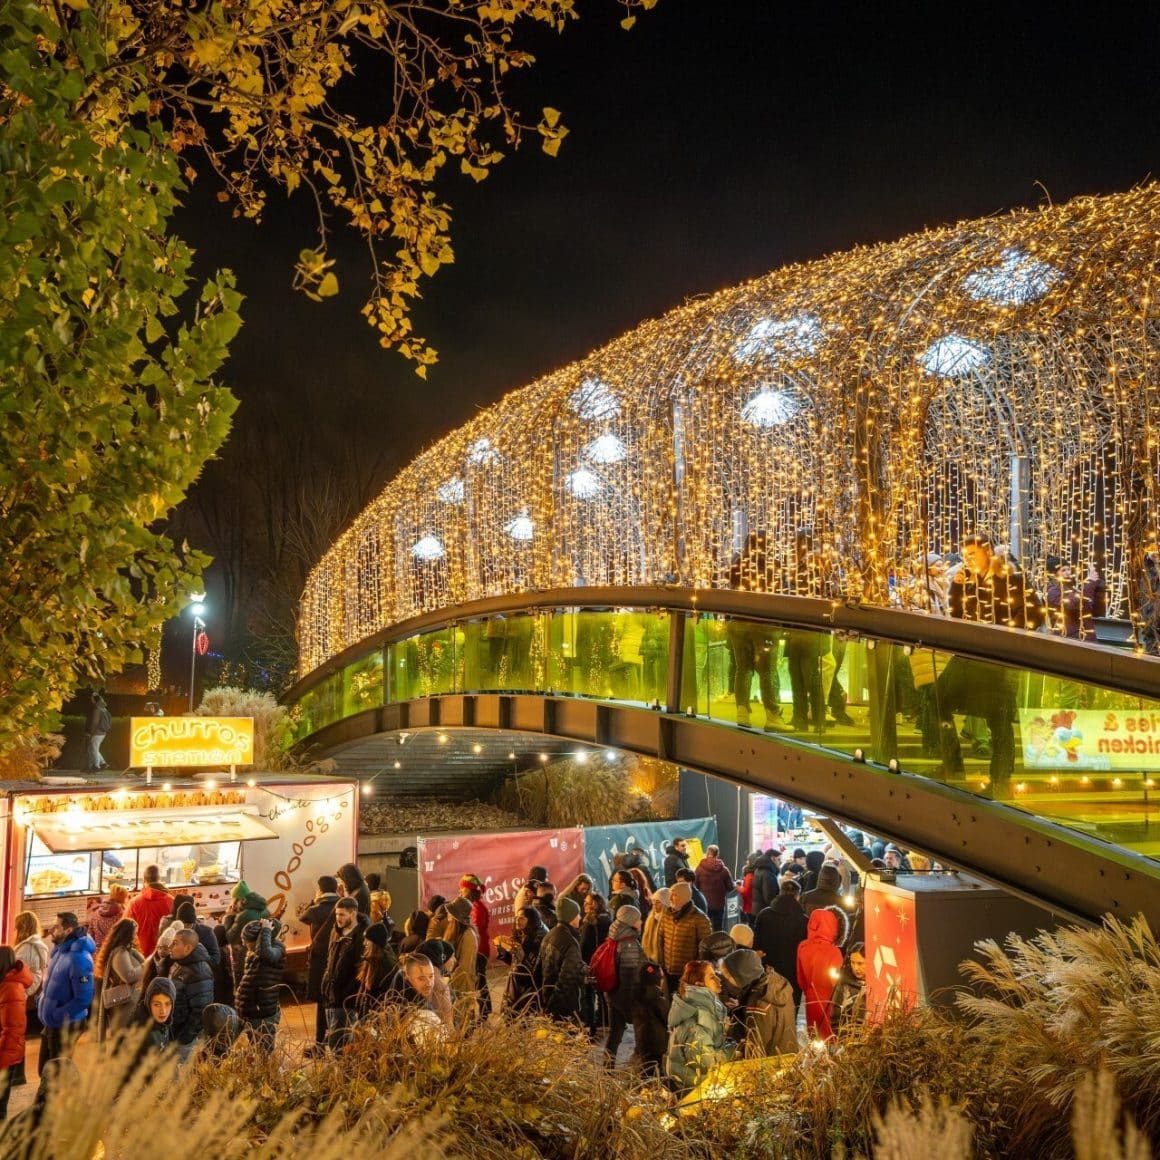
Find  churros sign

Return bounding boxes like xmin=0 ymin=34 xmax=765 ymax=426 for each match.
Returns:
xmin=130 ymin=716 xmax=254 ymax=768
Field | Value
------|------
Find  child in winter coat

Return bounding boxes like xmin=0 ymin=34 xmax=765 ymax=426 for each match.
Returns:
xmin=0 ymin=946 xmax=34 ymax=1118
xmin=133 ymin=976 xmax=177 ymax=1063
xmin=631 ymin=961 xmax=670 ymax=1077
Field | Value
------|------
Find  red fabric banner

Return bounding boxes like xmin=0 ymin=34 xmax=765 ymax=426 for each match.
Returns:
xmin=418 ymin=828 xmax=585 ymax=955
xmin=863 ymin=878 xmax=920 ymax=1018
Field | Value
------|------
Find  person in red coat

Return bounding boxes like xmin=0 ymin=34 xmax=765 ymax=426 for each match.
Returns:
xmin=125 ymin=866 xmax=172 ymax=957
xmin=796 ymin=905 xmax=848 ymax=1040
xmin=0 ymin=945 xmax=34 ymax=1118
xmin=693 ymin=845 xmax=735 ymax=932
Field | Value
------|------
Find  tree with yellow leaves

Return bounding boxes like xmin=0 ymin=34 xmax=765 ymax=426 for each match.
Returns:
xmin=62 ymin=0 xmax=659 ymax=374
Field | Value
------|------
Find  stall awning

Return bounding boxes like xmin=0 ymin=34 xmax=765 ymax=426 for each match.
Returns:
xmin=30 ymin=808 xmax=278 ymax=853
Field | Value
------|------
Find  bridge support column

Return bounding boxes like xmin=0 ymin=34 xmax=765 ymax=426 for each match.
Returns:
xmin=867 ymin=642 xmax=898 ymax=764
xmin=665 ymin=610 xmax=687 ymax=714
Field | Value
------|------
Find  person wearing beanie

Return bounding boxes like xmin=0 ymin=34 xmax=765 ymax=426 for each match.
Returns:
xmin=698 ymin=930 xmax=736 ymax=965
xmin=754 ymin=876 xmax=808 ymax=1010
xmin=442 ymin=896 xmax=479 ymax=1022
xmin=693 ymin=845 xmax=735 ymax=932
xmin=720 ymin=948 xmax=798 ymax=1058
xmin=322 ymin=897 xmax=367 ymax=1049
xmin=641 ymin=886 xmax=669 ymax=962
xmin=729 ymin=923 xmax=754 ymax=949
xmin=674 ymin=867 xmax=709 ymax=916
xmin=801 ymin=850 xmax=826 ymax=894
xmin=201 ymin=1002 xmax=241 ymax=1058
xmin=352 ymin=920 xmax=398 ymax=1019
xmin=750 ymin=849 xmax=781 ymax=917
xmin=539 ymin=892 xmax=584 ymax=1021
xmin=221 ymin=880 xmax=270 ymax=1001
xmin=235 ymin=918 xmax=285 ymax=1051
xmin=802 ymin=864 xmax=846 ymax=915
xmin=657 ymin=881 xmax=712 ymax=996
xmin=605 ymin=905 xmax=644 ymax=1066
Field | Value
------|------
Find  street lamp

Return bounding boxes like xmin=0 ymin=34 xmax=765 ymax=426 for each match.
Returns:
xmin=188 ymin=595 xmax=207 ymax=713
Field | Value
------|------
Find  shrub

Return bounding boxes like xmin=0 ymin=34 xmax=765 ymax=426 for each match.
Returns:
xmin=0 ymin=733 xmax=63 ymax=781
xmin=197 ymin=686 xmax=307 ymax=772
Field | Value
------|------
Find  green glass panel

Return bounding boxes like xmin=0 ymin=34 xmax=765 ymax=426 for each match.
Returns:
xmin=460 ymin=613 xmax=545 ymax=692
xmin=387 ymin=626 xmax=462 ymax=700
xmin=544 ymin=609 xmax=668 ymax=702
xmin=342 ymin=650 xmax=384 ymax=717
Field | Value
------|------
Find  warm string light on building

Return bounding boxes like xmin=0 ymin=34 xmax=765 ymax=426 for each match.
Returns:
xmin=299 ymin=188 xmax=1160 ymax=673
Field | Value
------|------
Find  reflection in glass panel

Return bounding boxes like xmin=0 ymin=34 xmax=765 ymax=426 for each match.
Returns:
xmin=545 ymin=610 xmax=669 ymax=703
xmin=388 ymin=627 xmax=463 ymax=701
xmin=343 ymin=651 xmax=384 ymax=718
xmin=461 ymin=614 xmax=544 ymax=692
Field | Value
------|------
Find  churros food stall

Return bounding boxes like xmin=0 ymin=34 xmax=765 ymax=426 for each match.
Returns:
xmin=0 ymin=774 xmax=359 ymax=953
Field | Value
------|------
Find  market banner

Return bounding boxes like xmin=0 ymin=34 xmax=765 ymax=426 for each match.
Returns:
xmin=1019 ymin=707 xmax=1160 ymax=771
xmin=582 ymin=816 xmax=718 ymax=891
xmin=418 ymin=828 xmax=584 ymax=951
xmin=863 ymin=878 xmax=919 ymax=1019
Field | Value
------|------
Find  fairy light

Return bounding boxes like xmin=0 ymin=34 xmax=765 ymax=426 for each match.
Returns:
xmin=298 ymin=188 xmax=1160 ymax=673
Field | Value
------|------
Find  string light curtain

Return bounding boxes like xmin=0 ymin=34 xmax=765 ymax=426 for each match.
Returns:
xmin=299 ymin=187 xmax=1160 ymax=673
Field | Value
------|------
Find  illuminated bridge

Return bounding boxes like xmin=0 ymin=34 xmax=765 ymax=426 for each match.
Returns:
xmin=288 ymin=188 xmax=1160 ymax=930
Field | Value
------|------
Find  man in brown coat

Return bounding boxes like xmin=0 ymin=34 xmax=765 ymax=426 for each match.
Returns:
xmin=657 ymin=881 xmax=711 ymax=995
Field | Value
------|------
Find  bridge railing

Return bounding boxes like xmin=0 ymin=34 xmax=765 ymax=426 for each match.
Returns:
xmin=287 ymin=588 xmax=1160 ymax=866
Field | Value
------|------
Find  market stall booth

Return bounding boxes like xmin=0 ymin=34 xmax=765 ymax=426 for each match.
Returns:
xmin=0 ymin=770 xmax=358 ymax=952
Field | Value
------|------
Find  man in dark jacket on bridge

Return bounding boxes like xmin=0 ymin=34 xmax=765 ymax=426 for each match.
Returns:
xmin=168 ymin=928 xmax=214 ymax=1062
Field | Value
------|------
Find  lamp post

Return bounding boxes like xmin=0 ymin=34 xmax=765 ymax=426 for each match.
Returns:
xmin=188 ymin=596 xmax=207 ymax=713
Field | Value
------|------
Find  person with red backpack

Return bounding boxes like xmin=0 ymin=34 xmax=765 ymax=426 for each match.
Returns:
xmin=596 ymin=905 xmax=644 ymax=1067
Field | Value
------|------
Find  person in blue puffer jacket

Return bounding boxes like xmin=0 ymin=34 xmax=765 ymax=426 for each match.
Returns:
xmin=36 ymin=912 xmax=95 ymax=1072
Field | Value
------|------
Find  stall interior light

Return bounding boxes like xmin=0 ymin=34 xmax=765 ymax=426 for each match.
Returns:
xmin=246 ymin=778 xmax=257 ymax=788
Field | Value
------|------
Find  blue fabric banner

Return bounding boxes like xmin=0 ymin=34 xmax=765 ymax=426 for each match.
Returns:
xmin=583 ymin=816 xmax=718 ymax=891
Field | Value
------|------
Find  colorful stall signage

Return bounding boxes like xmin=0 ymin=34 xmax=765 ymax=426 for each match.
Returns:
xmin=130 ymin=716 xmax=254 ymax=769
xmin=1019 ymin=708 xmax=1160 ymax=771
xmin=582 ymin=817 xmax=718 ymax=888
xmin=863 ymin=878 xmax=920 ymax=1017
xmin=418 ymin=828 xmax=585 ymax=946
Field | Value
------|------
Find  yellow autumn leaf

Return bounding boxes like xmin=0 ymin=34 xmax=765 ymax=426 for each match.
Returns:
xmin=317 ymin=272 xmax=339 ymax=297
xmin=620 ymin=16 xmax=636 ymax=30
xmin=541 ymin=106 xmax=561 ymax=129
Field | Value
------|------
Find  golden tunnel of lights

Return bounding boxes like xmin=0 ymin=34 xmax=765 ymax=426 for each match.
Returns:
xmin=299 ymin=186 xmax=1160 ymax=674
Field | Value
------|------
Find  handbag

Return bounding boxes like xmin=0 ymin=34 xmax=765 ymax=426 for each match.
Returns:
xmin=102 ymin=981 xmax=134 ymax=1009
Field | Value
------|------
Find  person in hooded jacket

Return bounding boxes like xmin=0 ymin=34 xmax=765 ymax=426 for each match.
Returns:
xmin=830 ymin=942 xmax=867 ymax=1033
xmin=323 ymin=898 xmax=367 ymax=1049
xmin=235 ymin=919 xmax=285 ymax=1052
xmin=753 ymin=877 xmax=809 ymax=1010
xmin=694 ymin=845 xmax=735 ymax=932
xmin=300 ymin=875 xmax=340 ymax=1048
xmin=719 ymin=949 xmax=798 ymax=1058
xmin=87 ymin=885 xmax=128 ymax=952
xmin=167 ymin=928 xmax=214 ymax=1061
xmin=37 ymin=913 xmax=95 ymax=1070
xmin=666 ymin=960 xmax=729 ymax=1091
xmin=496 ymin=907 xmax=545 ymax=1016
xmin=0 ymin=946 xmax=33 ymax=1118
xmin=604 ymin=905 xmax=644 ymax=1066
xmin=662 ymin=839 xmax=691 ymax=887
xmin=750 ymin=850 xmax=781 ymax=916
xmin=131 ymin=976 xmax=177 ymax=1064
xmin=801 ymin=850 xmax=825 ymax=894
xmin=801 ymin=864 xmax=846 ymax=914
xmin=125 ymin=866 xmax=172 ymax=958
xmin=796 ymin=905 xmax=848 ymax=1039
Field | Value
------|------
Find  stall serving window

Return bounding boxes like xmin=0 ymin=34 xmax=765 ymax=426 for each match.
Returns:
xmin=22 ymin=806 xmax=277 ymax=899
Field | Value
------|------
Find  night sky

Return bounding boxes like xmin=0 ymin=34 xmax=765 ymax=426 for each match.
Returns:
xmin=171 ymin=0 xmax=1160 ymax=661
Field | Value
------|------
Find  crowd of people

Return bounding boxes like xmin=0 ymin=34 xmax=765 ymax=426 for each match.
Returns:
xmin=0 ymin=830 xmax=921 ymax=1113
